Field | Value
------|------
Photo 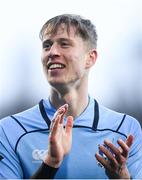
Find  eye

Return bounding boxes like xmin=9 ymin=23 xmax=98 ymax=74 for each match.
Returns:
xmin=60 ymin=41 xmax=70 ymax=48
xmin=42 ymin=41 xmax=53 ymax=50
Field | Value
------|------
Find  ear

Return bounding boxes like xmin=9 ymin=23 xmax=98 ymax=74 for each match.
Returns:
xmin=85 ymin=49 xmax=98 ymax=69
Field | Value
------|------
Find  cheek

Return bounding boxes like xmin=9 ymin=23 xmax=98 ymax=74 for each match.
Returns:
xmin=72 ymin=60 xmax=86 ymax=77
xmin=41 ymin=53 xmax=47 ymax=65
xmin=65 ymin=51 xmax=86 ymax=70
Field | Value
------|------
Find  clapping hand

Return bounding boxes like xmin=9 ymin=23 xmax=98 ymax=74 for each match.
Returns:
xmin=44 ymin=104 xmax=73 ymax=168
xmin=95 ymin=135 xmax=134 ymax=179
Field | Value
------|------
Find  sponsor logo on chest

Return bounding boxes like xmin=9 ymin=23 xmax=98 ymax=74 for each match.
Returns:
xmin=32 ymin=149 xmax=48 ymax=163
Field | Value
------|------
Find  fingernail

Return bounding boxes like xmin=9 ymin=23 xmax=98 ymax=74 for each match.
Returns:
xmin=104 ymin=139 xmax=110 ymax=144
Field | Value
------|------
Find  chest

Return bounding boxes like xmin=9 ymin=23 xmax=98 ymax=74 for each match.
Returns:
xmin=16 ymin=128 xmax=125 ymax=178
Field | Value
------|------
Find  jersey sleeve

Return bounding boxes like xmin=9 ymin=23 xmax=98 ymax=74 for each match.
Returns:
xmin=126 ymin=116 xmax=142 ymax=179
xmin=0 ymin=125 xmax=23 ymax=178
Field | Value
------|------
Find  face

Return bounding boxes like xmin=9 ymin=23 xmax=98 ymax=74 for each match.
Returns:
xmin=41 ymin=24 xmax=96 ymax=89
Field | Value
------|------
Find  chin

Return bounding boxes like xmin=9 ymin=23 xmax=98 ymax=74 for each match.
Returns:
xmin=49 ymin=79 xmax=71 ymax=92
xmin=49 ymin=80 xmax=66 ymax=87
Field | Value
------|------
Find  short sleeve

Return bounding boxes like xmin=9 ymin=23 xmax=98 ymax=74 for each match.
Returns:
xmin=0 ymin=125 xmax=23 ymax=178
xmin=126 ymin=117 xmax=142 ymax=179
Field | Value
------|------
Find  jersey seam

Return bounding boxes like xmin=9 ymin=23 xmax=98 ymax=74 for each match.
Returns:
xmin=0 ymin=126 xmax=16 ymax=155
xmin=14 ymin=128 xmax=49 ymax=153
xmin=73 ymin=125 xmax=127 ymax=138
xmin=96 ymin=128 xmax=127 ymax=138
xmin=11 ymin=116 xmax=27 ymax=133
xmin=14 ymin=125 xmax=127 ymax=154
xmin=116 ymin=114 xmax=126 ymax=132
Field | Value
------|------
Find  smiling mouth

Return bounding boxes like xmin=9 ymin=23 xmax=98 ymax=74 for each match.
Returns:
xmin=47 ymin=63 xmax=65 ymax=70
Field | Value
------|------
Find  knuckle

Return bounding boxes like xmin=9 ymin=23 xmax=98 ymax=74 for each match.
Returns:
xmin=49 ymin=136 xmax=56 ymax=144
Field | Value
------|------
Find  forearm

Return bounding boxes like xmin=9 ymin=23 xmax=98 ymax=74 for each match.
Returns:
xmin=30 ymin=162 xmax=58 ymax=179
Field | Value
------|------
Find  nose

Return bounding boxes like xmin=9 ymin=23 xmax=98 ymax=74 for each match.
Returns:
xmin=48 ymin=43 xmax=60 ymax=59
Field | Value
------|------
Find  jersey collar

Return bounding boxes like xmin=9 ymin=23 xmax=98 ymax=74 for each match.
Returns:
xmin=39 ymin=97 xmax=99 ymax=131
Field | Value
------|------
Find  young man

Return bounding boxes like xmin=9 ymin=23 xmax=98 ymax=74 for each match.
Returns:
xmin=0 ymin=14 xmax=142 ymax=179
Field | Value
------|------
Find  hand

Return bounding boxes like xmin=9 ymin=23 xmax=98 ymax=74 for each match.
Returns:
xmin=95 ymin=135 xmax=134 ymax=179
xmin=44 ymin=104 xmax=73 ymax=168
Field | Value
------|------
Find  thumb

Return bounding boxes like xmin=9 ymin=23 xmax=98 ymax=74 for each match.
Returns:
xmin=65 ymin=116 xmax=73 ymax=136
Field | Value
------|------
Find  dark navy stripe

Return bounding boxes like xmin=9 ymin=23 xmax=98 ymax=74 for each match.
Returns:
xmin=14 ymin=114 xmax=128 ymax=153
xmin=15 ymin=129 xmax=49 ymax=153
xmin=11 ymin=116 xmax=27 ymax=133
xmin=39 ymin=99 xmax=51 ymax=128
xmin=73 ymin=125 xmax=127 ymax=138
xmin=116 ymin=114 xmax=126 ymax=132
xmin=96 ymin=128 xmax=127 ymax=138
xmin=92 ymin=100 xmax=99 ymax=131
xmin=14 ymin=125 xmax=127 ymax=153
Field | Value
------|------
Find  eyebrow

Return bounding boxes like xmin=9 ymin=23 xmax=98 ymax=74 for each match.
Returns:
xmin=42 ymin=38 xmax=73 ymax=45
xmin=58 ymin=38 xmax=73 ymax=42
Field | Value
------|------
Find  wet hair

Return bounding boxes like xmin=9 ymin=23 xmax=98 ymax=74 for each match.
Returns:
xmin=39 ymin=14 xmax=98 ymax=49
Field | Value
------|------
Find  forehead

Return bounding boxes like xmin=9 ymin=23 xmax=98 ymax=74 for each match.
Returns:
xmin=42 ymin=24 xmax=78 ymax=40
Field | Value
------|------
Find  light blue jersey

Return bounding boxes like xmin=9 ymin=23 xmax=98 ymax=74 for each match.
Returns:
xmin=0 ymin=97 xmax=142 ymax=179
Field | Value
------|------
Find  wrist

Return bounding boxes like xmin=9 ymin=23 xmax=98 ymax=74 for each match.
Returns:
xmin=43 ymin=154 xmax=63 ymax=168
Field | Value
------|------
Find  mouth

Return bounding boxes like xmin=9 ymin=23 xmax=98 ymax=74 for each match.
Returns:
xmin=47 ymin=63 xmax=66 ymax=70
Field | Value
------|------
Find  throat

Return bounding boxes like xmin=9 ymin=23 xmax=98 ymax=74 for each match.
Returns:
xmin=50 ymin=91 xmax=89 ymax=118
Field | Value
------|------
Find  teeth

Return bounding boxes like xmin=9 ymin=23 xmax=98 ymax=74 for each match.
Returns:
xmin=49 ymin=64 xmax=65 ymax=69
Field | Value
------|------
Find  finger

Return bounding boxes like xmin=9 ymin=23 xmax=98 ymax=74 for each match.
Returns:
xmin=63 ymin=103 xmax=69 ymax=112
xmin=104 ymin=140 xmax=125 ymax=164
xmin=99 ymin=144 xmax=118 ymax=168
xmin=104 ymin=140 xmax=121 ymax=157
xmin=50 ymin=108 xmax=63 ymax=130
xmin=117 ymin=139 xmax=129 ymax=158
xmin=50 ymin=119 xmax=55 ymax=131
xmin=65 ymin=116 xmax=73 ymax=136
xmin=125 ymin=134 xmax=134 ymax=147
xmin=50 ymin=114 xmax=62 ymax=138
xmin=52 ymin=104 xmax=68 ymax=125
xmin=95 ymin=152 xmax=112 ymax=171
xmin=117 ymin=135 xmax=133 ymax=158
xmin=52 ymin=107 xmax=64 ymax=121
xmin=59 ymin=104 xmax=68 ymax=124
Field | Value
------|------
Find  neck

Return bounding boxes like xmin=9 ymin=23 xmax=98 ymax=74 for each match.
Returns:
xmin=49 ymin=81 xmax=89 ymax=118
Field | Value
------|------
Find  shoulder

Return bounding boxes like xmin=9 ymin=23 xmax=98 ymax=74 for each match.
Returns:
xmin=98 ymin=104 xmax=141 ymax=136
xmin=0 ymin=103 xmax=42 ymax=145
xmin=0 ymin=103 xmax=40 ymax=128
